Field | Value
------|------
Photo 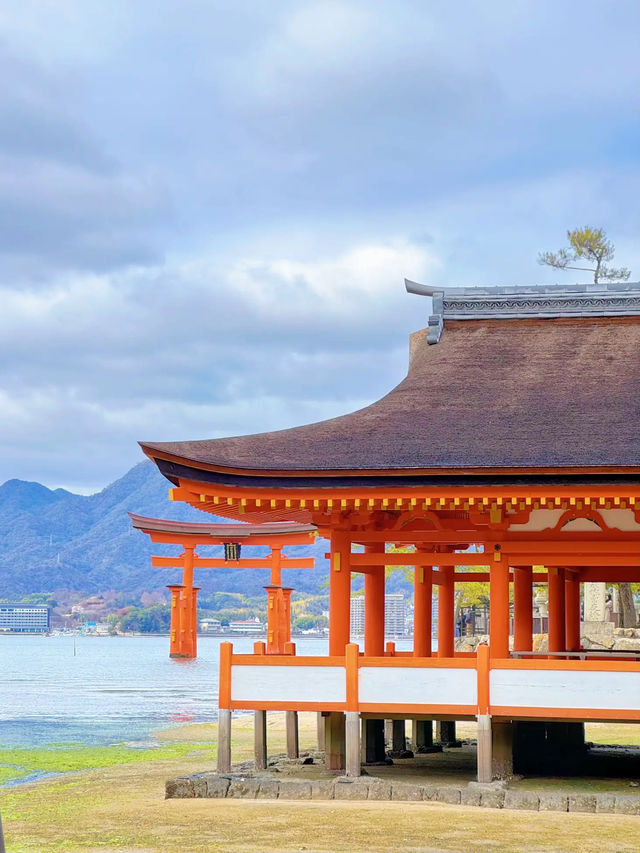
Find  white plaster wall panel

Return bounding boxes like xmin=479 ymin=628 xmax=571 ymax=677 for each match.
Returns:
xmin=599 ymin=509 xmax=640 ymax=531
xmin=231 ymin=665 xmax=346 ymax=704
xmin=359 ymin=666 xmax=476 ymax=706
xmin=490 ymin=669 xmax=640 ymax=712
xmin=508 ymin=509 xmax=563 ymax=531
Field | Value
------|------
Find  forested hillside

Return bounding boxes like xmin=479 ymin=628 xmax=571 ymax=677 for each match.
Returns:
xmin=0 ymin=462 xmax=328 ymax=599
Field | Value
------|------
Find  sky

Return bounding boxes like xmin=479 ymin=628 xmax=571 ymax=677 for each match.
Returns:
xmin=1 ymin=0 xmax=639 ymax=493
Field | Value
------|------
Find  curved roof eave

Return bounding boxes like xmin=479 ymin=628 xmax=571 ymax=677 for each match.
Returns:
xmin=140 ymin=315 xmax=640 ymax=481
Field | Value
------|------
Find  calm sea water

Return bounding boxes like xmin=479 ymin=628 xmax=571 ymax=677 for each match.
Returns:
xmin=0 ymin=635 xmax=418 ymax=748
xmin=0 ymin=635 xmax=331 ymax=748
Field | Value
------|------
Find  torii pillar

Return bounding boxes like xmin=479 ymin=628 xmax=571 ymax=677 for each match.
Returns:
xmin=167 ymin=544 xmax=201 ymax=659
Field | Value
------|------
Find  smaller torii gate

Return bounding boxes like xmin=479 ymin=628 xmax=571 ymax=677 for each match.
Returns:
xmin=129 ymin=514 xmax=316 ymax=659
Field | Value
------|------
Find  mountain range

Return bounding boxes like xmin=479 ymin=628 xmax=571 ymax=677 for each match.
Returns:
xmin=0 ymin=462 xmax=329 ymax=601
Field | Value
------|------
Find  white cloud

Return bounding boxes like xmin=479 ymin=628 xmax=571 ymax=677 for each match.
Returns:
xmin=0 ymin=0 xmax=637 ymax=490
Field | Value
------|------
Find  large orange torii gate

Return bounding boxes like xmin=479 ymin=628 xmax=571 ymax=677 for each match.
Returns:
xmin=129 ymin=514 xmax=316 ymax=659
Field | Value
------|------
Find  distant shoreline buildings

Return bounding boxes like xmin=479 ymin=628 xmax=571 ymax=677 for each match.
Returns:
xmin=0 ymin=603 xmax=50 ymax=633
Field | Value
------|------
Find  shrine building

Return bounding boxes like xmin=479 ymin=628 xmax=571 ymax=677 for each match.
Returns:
xmin=140 ymin=281 xmax=640 ymax=782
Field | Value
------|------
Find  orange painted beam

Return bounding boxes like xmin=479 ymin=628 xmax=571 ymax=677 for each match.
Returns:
xmin=145 ymin=529 xmax=316 ymax=546
xmin=175 ymin=474 xmax=640 ymax=501
xmin=350 ymin=552 xmax=640 ymax=568
xmin=150 ymin=556 xmax=314 ymax=569
xmin=580 ymin=568 xmax=640 ymax=582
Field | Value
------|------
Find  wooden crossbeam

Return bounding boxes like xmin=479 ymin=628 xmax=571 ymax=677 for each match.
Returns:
xmin=151 ymin=556 xmax=315 ymax=569
xmin=349 ymin=552 xmax=640 ymax=568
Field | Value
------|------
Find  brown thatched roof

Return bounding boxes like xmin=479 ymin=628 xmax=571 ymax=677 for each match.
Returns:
xmin=140 ymin=315 xmax=640 ymax=484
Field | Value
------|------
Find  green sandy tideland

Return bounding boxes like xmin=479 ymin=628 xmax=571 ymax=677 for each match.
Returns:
xmin=0 ymin=766 xmax=32 ymax=785
xmin=0 ymin=741 xmax=214 ymax=786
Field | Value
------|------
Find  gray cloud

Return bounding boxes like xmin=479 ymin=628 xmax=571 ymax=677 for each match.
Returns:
xmin=0 ymin=0 xmax=638 ymax=490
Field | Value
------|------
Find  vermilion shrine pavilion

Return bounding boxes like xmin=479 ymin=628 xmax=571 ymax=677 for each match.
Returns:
xmin=139 ymin=281 xmax=640 ymax=782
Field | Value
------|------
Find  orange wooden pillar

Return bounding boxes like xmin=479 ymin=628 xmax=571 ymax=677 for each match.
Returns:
xmin=265 ymin=546 xmax=293 ymax=655
xmin=167 ymin=584 xmax=184 ymax=658
xmin=364 ymin=543 xmax=385 ymax=657
xmin=280 ymin=587 xmax=293 ymax=650
xmin=179 ymin=546 xmax=196 ymax=658
xmin=438 ymin=564 xmax=454 ymax=658
xmin=414 ymin=560 xmax=432 ymax=657
xmin=189 ymin=587 xmax=200 ymax=658
xmin=265 ymin=585 xmax=293 ymax=654
xmin=265 ymin=586 xmax=279 ymax=653
xmin=513 ymin=567 xmax=533 ymax=652
xmin=548 ymin=567 xmax=566 ymax=653
xmin=565 ymin=573 xmax=581 ymax=652
xmin=270 ymin=545 xmax=282 ymax=587
xmin=329 ymin=529 xmax=352 ymax=655
xmin=489 ymin=549 xmax=510 ymax=659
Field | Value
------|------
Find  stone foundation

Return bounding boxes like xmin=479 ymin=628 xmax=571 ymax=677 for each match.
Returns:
xmin=165 ymin=772 xmax=640 ymax=814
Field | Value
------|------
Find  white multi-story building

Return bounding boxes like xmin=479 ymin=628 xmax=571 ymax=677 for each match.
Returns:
xmin=350 ymin=594 xmax=406 ymax=639
xmin=0 ymin=604 xmax=50 ymax=633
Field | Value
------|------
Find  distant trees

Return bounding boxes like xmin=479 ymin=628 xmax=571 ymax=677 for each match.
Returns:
xmin=293 ymin=613 xmax=328 ymax=632
xmin=119 ymin=604 xmax=171 ymax=633
xmin=538 ymin=226 xmax=630 ymax=284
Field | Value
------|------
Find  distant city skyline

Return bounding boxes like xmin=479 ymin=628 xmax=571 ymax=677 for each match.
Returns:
xmin=0 ymin=1 xmax=638 ymax=493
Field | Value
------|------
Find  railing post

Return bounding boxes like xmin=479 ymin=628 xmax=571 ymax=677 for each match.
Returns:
xmin=217 ymin=642 xmax=233 ymax=773
xmin=345 ymin=643 xmax=359 ymax=711
xmin=345 ymin=643 xmax=361 ymax=776
xmin=476 ymin=642 xmax=492 ymax=782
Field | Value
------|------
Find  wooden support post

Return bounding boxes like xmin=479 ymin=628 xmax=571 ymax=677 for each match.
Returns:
xmin=548 ymin=567 xmax=566 ymax=653
xmin=565 ymin=575 xmax=581 ymax=652
xmin=489 ymin=551 xmax=510 ymax=659
xmin=414 ymin=561 xmax=432 ymax=657
xmin=412 ymin=719 xmax=441 ymax=753
xmin=513 ymin=721 xmax=547 ymax=774
xmin=329 ymin=530 xmax=352 ymax=656
xmin=285 ymin=710 xmax=299 ymax=759
xmin=513 ymin=567 xmax=533 ymax=652
xmin=324 ymin=712 xmax=346 ymax=771
xmin=384 ymin=719 xmax=393 ymax=750
xmin=254 ymin=710 xmax=267 ymax=770
xmin=363 ymin=719 xmax=386 ymax=763
xmin=491 ymin=721 xmax=514 ymax=779
xmin=390 ymin=719 xmax=409 ymax=756
xmin=435 ymin=720 xmax=459 ymax=747
xmin=217 ymin=709 xmax=232 ymax=773
xmin=345 ymin=712 xmax=361 ymax=777
xmin=364 ymin=544 xmax=385 ymax=656
xmin=316 ymin=712 xmax=325 ymax=751
xmin=438 ymin=565 xmax=454 ymax=657
xmin=476 ymin=715 xmax=492 ymax=782
xmin=546 ymin=721 xmax=586 ymax=758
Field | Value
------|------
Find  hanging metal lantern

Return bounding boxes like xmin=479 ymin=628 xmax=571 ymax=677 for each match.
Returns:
xmin=224 ymin=542 xmax=241 ymax=561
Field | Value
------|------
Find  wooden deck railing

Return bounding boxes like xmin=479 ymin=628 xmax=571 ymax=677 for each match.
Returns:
xmin=219 ymin=642 xmax=640 ymax=723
